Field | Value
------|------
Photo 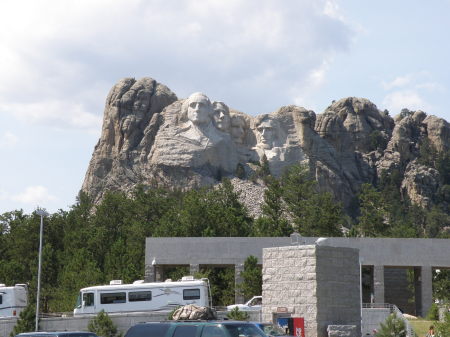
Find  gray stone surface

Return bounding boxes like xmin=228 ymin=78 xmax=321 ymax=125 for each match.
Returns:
xmin=262 ymin=245 xmax=361 ymax=337
xmin=81 ymin=78 xmax=450 ymax=213
xmin=361 ymin=308 xmax=390 ymax=336
xmin=0 ymin=317 xmax=17 ymax=337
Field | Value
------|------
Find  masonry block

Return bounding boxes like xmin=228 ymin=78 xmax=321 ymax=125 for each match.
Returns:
xmin=262 ymin=245 xmax=361 ymax=337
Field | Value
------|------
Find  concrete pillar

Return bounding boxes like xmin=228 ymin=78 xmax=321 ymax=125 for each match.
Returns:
xmin=190 ymin=264 xmax=200 ymax=276
xmin=235 ymin=263 xmax=245 ymax=304
xmin=144 ymin=264 xmax=155 ymax=282
xmin=373 ymin=265 xmax=385 ymax=304
xmin=418 ymin=266 xmax=433 ymax=317
xmin=155 ymin=265 xmax=164 ymax=282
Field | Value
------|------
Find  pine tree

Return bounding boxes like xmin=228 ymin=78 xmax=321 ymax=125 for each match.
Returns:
xmin=356 ymin=184 xmax=390 ymax=237
xmin=239 ymin=256 xmax=262 ymax=301
xmin=254 ymin=176 xmax=291 ymax=236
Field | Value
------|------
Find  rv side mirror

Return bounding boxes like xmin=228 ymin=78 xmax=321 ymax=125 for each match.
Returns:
xmin=82 ymin=300 xmax=86 ymax=307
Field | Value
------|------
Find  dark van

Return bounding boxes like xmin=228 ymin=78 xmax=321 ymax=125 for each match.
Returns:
xmin=125 ymin=321 xmax=267 ymax=337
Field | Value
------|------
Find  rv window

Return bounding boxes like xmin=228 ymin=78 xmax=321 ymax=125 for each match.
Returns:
xmin=83 ymin=292 xmax=94 ymax=307
xmin=183 ymin=288 xmax=200 ymax=300
xmin=100 ymin=292 xmax=126 ymax=304
xmin=0 ymin=295 xmax=2 ymax=304
xmin=129 ymin=291 xmax=152 ymax=302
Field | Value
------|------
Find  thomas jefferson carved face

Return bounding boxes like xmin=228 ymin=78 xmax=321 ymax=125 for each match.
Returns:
xmin=187 ymin=93 xmax=211 ymax=126
xmin=212 ymin=102 xmax=231 ymax=132
xmin=231 ymin=115 xmax=246 ymax=144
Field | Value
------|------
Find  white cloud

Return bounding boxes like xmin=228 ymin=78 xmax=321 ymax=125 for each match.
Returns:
xmin=382 ymin=90 xmax=431 ymax=113
xmin=381 ymin=71 xmax=445 ymax=114
xmin=0 ymin=0 xmax=354 ymax=117
xmin=0 ymin=131 xmax=18 ymax=148
xmin=1 ymin=100 xmax=102 ymax=132
xmin=0 ymin=188 xmax=7 ymax=201
xmin=382 ymin=75 xmax=413 ymax=90
xmin=11 ymin=186 xmax=57 ymax=205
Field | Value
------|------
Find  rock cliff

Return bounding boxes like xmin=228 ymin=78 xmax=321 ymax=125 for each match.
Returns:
xmin=82 ymin=77 xmax=450 ymax=214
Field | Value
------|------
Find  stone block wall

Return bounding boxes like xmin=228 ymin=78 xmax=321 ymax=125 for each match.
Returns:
xmin=262 ymin=245 xmax=361 ymax=337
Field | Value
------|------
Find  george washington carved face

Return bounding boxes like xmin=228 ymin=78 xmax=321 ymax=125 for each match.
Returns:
xmin=186 ymin=92 xmax=212 ymax=126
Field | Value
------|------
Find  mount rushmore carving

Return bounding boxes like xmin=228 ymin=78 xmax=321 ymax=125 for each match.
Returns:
xmin=82 ymin=77 xmax=450 ymax=213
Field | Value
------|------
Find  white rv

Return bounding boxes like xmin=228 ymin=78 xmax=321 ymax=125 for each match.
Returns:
xmin=0 ymin=283 xmax=28 ymax=317
xmin=73 ymin=276 xmax=211 ymax=315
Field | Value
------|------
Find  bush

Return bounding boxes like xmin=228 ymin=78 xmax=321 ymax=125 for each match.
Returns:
xmin=375 ymin=313 xmax=406 ymax=337
xmin=435 ymin=312 xmax=450 ymax=337
xmin=88 ymin=310 xmax=122 ymax=337
xmin=426 ymin=303 xmax=439 ymax=320
xmin=10 ymin=304 xmax=36 ymax=337
xmin=226 ymin=307 xmax=249 ymax=321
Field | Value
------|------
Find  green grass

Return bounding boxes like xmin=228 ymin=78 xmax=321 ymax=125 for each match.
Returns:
xmin=408 ymin=319 xmax=434 ymax=337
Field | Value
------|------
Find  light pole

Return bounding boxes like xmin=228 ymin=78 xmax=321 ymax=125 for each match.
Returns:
xmin=35 ymin=208 xmax=49 ymax=332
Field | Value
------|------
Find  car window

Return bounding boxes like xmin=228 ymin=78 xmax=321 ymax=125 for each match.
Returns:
xmin=83 ymin=292 xmax=94 ymax=306
xmin=201 ymin=326 xmax=226 ymax=337
xmin=224 ymin=324 xmax=266 ymax=337
xmin=172 ymin=325 xmax=198 ymax=337
xmin=100 ymin=292 xmax=126 ymax=304
xmin=125 ymin=324 xmax=171 ymax=337
xmin=262 ymin=325 xmax=287 ymax=336
xmin=249 ymin=297 xmax=261 ymax=306
xmin=63 ymin=334 xmax=98 ymax=337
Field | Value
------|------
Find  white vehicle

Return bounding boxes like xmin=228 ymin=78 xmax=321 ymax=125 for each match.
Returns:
xmin=73 ymin=276 xmax=211 ymax=315
xmin=227 ymin=295 xmax=262 ymax=311
xmin=0 ymin=283 xmax=28 ymax=317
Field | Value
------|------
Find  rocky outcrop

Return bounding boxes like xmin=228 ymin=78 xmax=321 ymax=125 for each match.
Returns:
xmin=401 ymin=161 xmax=440 ymax=208
xmin=81 ymin=77 xmax=450 ymax=212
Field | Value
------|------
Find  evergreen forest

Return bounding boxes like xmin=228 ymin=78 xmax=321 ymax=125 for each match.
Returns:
xmin=1 ymin=164 xmax=449 ymax=312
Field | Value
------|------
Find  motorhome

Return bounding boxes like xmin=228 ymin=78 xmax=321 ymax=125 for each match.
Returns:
xmin=0 ymin=283 xmax=28 ymax=317
xmin=73 ymin=276 xmax=211 ymax=315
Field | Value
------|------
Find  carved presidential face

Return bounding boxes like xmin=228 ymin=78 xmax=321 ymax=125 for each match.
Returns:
xmin=213 ymin=102 xmax=231 ymax=132
xmin=256 ymin=119 xmax=277 ymax=149
xmin=187 ymin=93 xmax=211 ymax=126
xmin=231 ymin=115 xmax=246 ymax=144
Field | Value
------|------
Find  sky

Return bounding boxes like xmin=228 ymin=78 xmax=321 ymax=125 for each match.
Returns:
xmin=1 ymin=0 xmax=449 ymax=215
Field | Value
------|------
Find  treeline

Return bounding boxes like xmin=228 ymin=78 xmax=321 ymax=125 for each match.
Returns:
xmin=0 ymin=164 xmax=448 ymax=311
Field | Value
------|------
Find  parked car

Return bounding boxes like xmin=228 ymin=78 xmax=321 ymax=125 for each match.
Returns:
xmin=15 ymin=332 xmax=98 ymax=337
xmin=227 ymin=296 xmax=262 ymax=312
xmin=124 ymin=321 xmax=268 ymax=337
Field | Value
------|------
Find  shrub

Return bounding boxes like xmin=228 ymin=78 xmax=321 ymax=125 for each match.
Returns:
xmin=435 ymin=312 xmax=450 ymax=337
xmin=88 ymin=310 xmax=122 ymax=337
xmin=426 ymin=303 xmax=439 ymax=320
xmin=10 ymin=304 xmax=36 ymax=337
xmin=226 ymin=307 xmax=249 ymax=321
xmin=375 ymin=313 xmax=406 ymax=337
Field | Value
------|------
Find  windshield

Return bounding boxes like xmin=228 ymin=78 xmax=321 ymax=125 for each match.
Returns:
xmin=75 ymin=292 xmax=81 ymax=308
xmin=224 ymin=324 xmax=266 ymax=337
xmin=262 ymin=325 xmax=287 ymax=336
